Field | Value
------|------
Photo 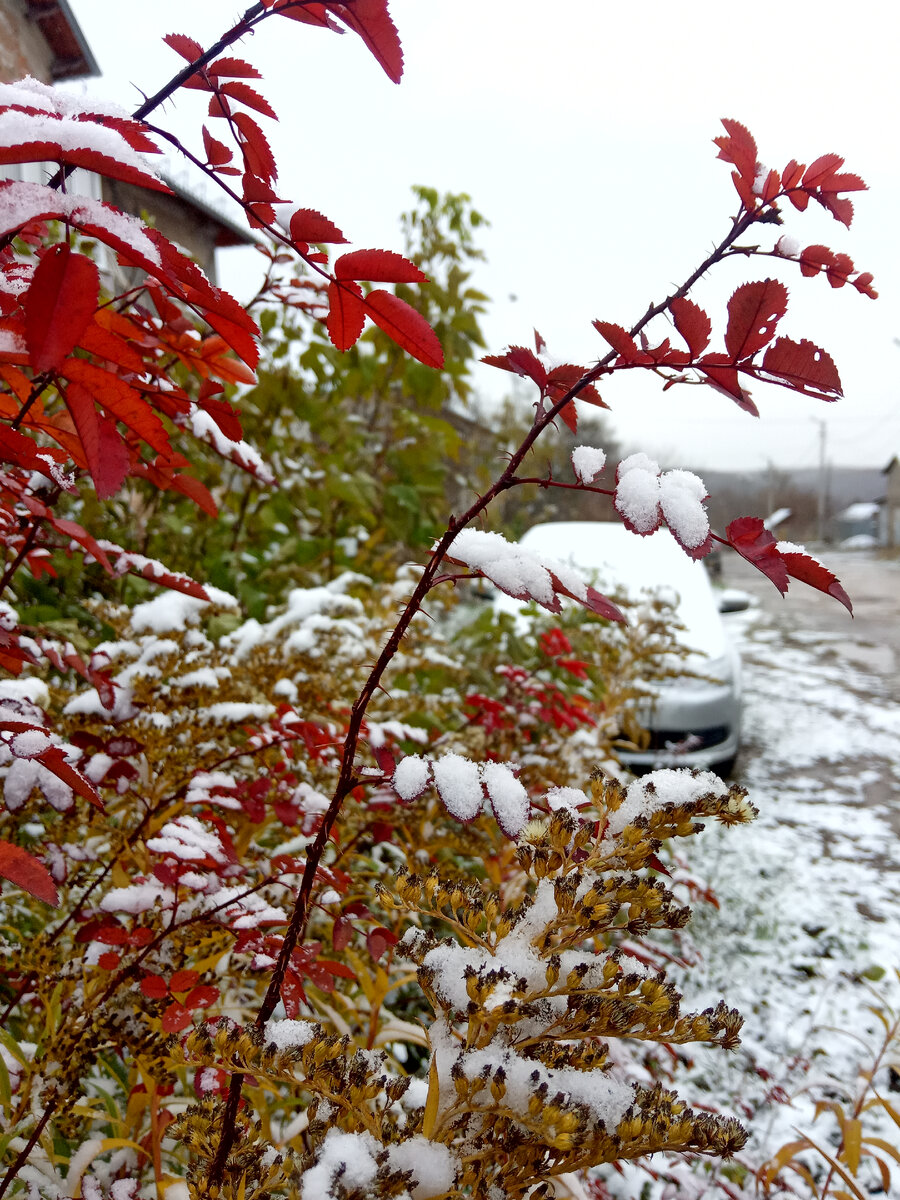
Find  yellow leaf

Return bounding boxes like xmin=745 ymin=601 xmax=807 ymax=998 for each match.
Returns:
xmin=861 ymin=1135 xmax=900 ymax=1165
xmin=422 ymin=1054 xmax=440 ymax=1140
xmin=841 ymin=1118 xmax=861 ymax=1172
xmin=761 ymin=1138 xmax=814 ymax=1183
xmin=873 ymin=1092 xmax=900 ymax=1131
xmin=799 ymin=1131 xmax=867 ymax=1200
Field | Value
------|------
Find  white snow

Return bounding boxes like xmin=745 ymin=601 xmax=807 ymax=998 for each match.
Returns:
xmin=0 ymin=181 xmax=161 ymax=266
xmin=0 ymin=110 xmax=162 ymax=185
xmin=615 ymin=454 xmax=661 ymax=533
xmin=129 ymin=587 xmax=237 ymax=634
xmin=480 ymin=761 xmax=530 ymax=836
xmin=189 ymin=408 xmax=275 ymax=485
xmin=658 ymin=469 xmax=709 ymax=549
xmin=100 ymin=880 xmax=174 ymax=915
xmin=385 ymin=1137 xmax=458 ymax=1199
xmin=265 ymin=1019 xmax=316 ymax=1051
xmin=447 ymin=527 xmax=594 ymax=610
xmin=146 ymin=816 xmax=228 ymax=863
xmin=299 ymin=1129 xmax=379 ymax=1200
xmin=546 ymin=786 xmax=590 ymax=814
xmin=430 ymin=753 xmax=483 ymax=822
xmin=3 ymin=757 xmax=73 ymax=811
xmin=571 ymin=445 xmax=607 ymax=484
xmin=605 ymin=767 xmax=728 ymax=838
xmin=9 ymin=729 xmax=52 ymax=757
xmin=393 ymin=754 xmax=431 ymax=800
xmin=0 ymin=77 xmax=129 ymax=120
xmin=776 ymin=234 xmax=800 ymax=257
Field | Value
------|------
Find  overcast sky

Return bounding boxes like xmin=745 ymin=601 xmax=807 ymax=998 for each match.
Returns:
xmin=62 ymin=1 xmax=899 ymax=474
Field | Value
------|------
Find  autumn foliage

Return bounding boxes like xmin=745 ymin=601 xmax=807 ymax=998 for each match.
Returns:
xmin=0 ymin=2 xmax=884 ymax=1198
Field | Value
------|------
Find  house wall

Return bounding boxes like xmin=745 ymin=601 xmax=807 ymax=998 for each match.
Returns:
xmin=101 ymin=179 xmax=221 ymax=285
xmin=0 ymin=0 xmax=55 ymax=83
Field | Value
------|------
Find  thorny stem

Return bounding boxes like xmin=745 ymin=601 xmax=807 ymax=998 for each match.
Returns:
xmin=208 ymin=202 xmax=767 ymax=1184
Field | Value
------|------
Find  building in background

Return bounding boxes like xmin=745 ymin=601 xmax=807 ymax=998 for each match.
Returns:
xmin=0 ymin=0 xmax=255 ymax=283
xmin=0 ymin=0 xmax=97 ymax=84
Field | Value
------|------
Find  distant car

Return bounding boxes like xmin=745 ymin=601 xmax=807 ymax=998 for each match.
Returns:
xmin=498 ymin=522 xmax=746 ymax=775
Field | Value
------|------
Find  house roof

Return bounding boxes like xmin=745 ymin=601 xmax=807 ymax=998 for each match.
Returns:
xmin=25 ymin=0 xmax=99 ymax=80
xmin=161 ymin=172 xmax=258 ymax=249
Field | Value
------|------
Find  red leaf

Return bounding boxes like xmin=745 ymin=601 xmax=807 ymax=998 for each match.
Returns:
xmin=318 ymin=959 xmax=356 ymax=980
xmin=0 ymin=840 xmax=58 ymax=905
xmin=334 ymin=249 xmax=427 ymax=283
xmin=163 ymin=33 xmax=203 ymax=61
xmin=724 ymin=280 xmax=787 ymax=360
xmin=232 ymin=112 xmax=277 ymax=182
xmin=24 ymin=245 xmax=100 ymax=372
xmin=77 ymin=319 xmax=146 ymax=374
xmin=169 ymin=473 xmax=218 ymax=518
xmin=0 ymin=143 xmax=168 ymax=194
xmin=778 ymin=548 xmax=852 ymax=614
xmin=289 ymin=208 xmax=347 ymax=245
xmin=161 ymin=1002 xmax=193 ymax=1033
xmin=63 ymin=382 xmax=130 ymax=500
xmin=169 ymin=968 xmax=200 ymax=993
xmin=759 ymin=338 xmax=842 ymax=400
xmin=202 ymin=311 xmax=260 ymax=371
xmin=818 ymin=192 xmax=854 ymax=227
xmin=202 ymin=126 xmax=233 ymax=167
xmin=184 ymin=985 xmax=220 ymax=1009
xmin=326 ymin=279 xmax=366 ymax=351
xmin=482 ymin=345 xmax=548 ymax=389
xmin=714 ymin=118 xmax=758 ymax=181
xmin=219 ymin=81 xmax=277 ymax=119
xmin=592 ymin=321 xmax=652 ymax=364
xmin=366 ymin=926 xmax=397 ymax=962
xmin=798 ymin=244 xmax=834 ymax=278
xmin=558 ymin=400 xmax=577 ymax=433
xmin=727 ymin=517 xmax=788 ymax=594
xmin=698 ymin=354 xmax=759 ymax=415
xmin=336 ymin=0 xmax=404 ymax=83
xmin=97 ymin=952 xmax=120 ymax=969
xmin=140 ymin=974 xmax=170 ymax=1000
xmin=280 ymin=967 xmax=307 ymax=1019
xmin=803 ymin=153 xmax=844 ymax=188
xmin=332 ymin=916 xmax=353 ymax=951
xmin=781 ymin=159 xmax=805 ymax=191
xmin=363 ymin=290 xmax=443 ymax=368
xmin=581 ymin=586 xmax=626 ymax=623
xmin=670 ymin=297 xmax=711 ymax=358
xmin=197 ymin=389 xmax=243 ymax=442
xmin=62 ymin=359 xmax=171 ymax=455
xmin=207 ymin=57 xmax=263 ymax=79
xmin=46 ymin=515 xmax=112 ymax=573
xmin=38 ymin=746 xmax=104 ymax=810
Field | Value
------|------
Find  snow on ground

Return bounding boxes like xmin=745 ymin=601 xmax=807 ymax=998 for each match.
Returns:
xmin=661 ymin=554 xmax=900 ymax=1180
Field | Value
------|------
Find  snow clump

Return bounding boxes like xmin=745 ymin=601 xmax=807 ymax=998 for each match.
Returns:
xmin=571 ymin=445 xmax=606 ymax=484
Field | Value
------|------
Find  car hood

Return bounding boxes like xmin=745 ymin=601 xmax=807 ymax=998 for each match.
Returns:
xmin=507 ymin=522 xmax=730 ymax=661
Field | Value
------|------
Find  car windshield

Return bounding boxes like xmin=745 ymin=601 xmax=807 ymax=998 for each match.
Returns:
xmin=511 ymin=522 xmax=727 ymax=660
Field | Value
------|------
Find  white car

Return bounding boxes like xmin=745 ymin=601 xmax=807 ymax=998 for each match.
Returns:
xmin=500 ymin=522 xmax=745 ymax=775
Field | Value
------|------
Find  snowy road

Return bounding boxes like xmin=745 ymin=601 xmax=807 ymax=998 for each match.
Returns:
xmin=666 ymin=549 xmax=900 ymax=1173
